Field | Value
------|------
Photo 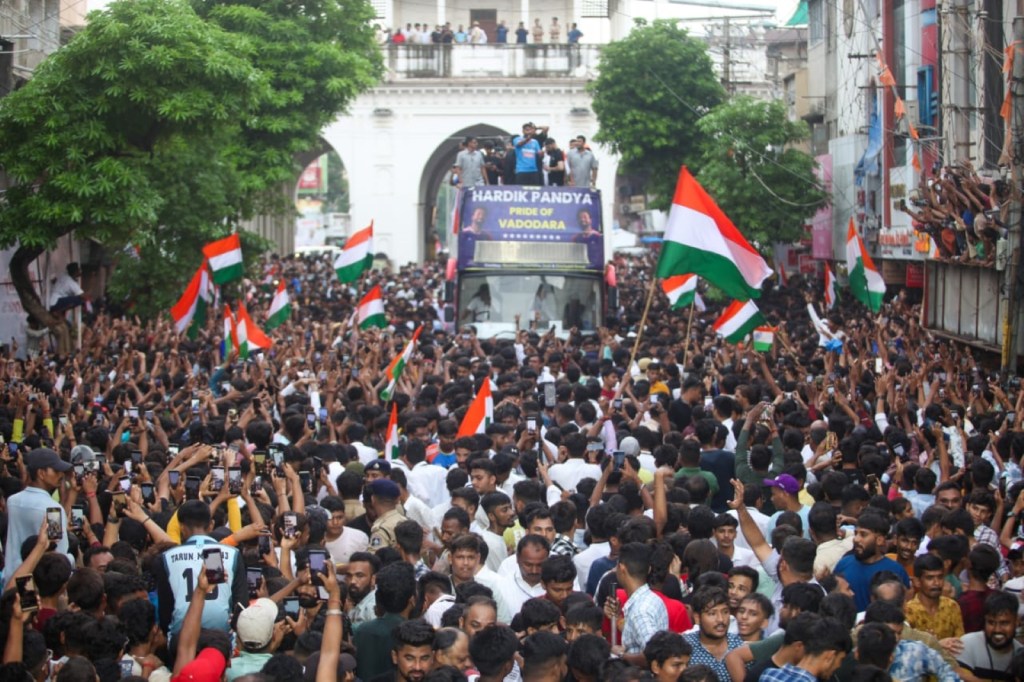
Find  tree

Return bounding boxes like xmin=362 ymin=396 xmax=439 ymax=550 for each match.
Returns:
xmin=588 ymin=19 xmax=724 ymax=207
xmin=0 ymin=0 xmax=266 ymax=354
xmin=696 ymin=96 xmax=827 ymax=245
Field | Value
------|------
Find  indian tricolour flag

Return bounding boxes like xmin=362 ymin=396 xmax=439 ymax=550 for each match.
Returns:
xmin=357 ymin=285 xmax=386 ymax=329
xmin=236 ymin=302 xmax=272 ymax=359
xmin=713 ymin=300 xmax=767 ymax=344
xmin=457 ymin=378 xmax=493 ymax=438
xmin=380 ymin=325 xmax=423 ymax=401
xmin=170 ymin=263 xmax=212 ymax=339
xmin=662 ymin=275 xmax=698 ymax=309
xmin=656 ymin=167 xmax=773 ymax=301
xmin=384 ymin=403 xmax=400 ymax=459
xmin=824 ymin=264 xmax=837 ymax=310
xmin=334 ymin=222 xmax=373 ymax=283
xmin=221 ymin=305 xmax=236 ymax=357
xmin=845 ymin=218 xmax=885 ymax=312
xmin=752 ymin=326 xmax=776 ymax=352
xmin=266 ymin=280 xmax=291 ymax=330
xmin=203 ymin=234 xmax=244 ymax=285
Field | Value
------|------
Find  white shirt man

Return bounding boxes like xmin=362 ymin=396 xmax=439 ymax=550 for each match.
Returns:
xmin=548 ymin=458 xmax=602 ymax=493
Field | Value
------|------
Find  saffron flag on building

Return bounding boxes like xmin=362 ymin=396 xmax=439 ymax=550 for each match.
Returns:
xmin=457 ymin=378 xmax=494 ymax=438
xmin=824 ymin=264 xmax=837 ymax=310
xmin=357 ymin=285 xmax=386 ymax=329
xmin=845 ymin=219 xmax=885 ymax=312
xmin=656 ymin=167 xmax=773 ymax=301
xmin=221 ymin=305 xmax=236 ymax=357
xmin=334 ymin=222 xmax=374 ymax=283
xmin=380 ymin=325 xmax=424 ymax=401
xmin=713 ymin=300 xmax=767 ymax=344
xmin=385 ymin=403 xmax=400 ymax=459
xmin=202 ymin=234 xmax=244 ymax=285
xmin=266 ymin=280 xmax=291 ymax=330
xmin=170 ymin=264 xmax=212 ymax=339
xmin=752 ymin=326 xmax=776 ymax=352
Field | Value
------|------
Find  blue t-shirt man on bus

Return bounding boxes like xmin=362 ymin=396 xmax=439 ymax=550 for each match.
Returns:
xmin=513 ymin=122 xmax=543 ymax=185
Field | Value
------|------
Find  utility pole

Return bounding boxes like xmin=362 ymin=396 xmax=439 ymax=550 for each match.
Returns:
xmin=1001 ymin=16 xmax=1023 ymax=373
xmin=942 ymin=0 xmax=972 ymax=163
xmin=722 ymin=16 xmax=732 ymax=94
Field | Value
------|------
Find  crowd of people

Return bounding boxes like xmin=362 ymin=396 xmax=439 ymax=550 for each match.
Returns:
xmin=899 ymin=162 xmax=1009 ymax=265
xmin=380 ymin=18 xmax=583 ymax=47
xmin=3 ymin=249 xmax=1024 ymax=682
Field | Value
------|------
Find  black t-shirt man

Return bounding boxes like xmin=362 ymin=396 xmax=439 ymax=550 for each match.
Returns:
xmin=546 ymin=148 xmax=565 ymax=186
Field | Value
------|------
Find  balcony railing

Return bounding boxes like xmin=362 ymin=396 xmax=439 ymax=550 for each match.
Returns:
xmin=382 ymin=44 xmax=601 ymax=80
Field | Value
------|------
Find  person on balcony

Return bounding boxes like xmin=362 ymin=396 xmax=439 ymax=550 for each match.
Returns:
xmin=391 ymin=29 xmax=406 ymax=44
xmin=496 ymin=20 xmax=508 ymax=44
xmin=469 ymin=21 xmax=488 ymax=44
xmin=568 ymin=23 xmax=583 ymax=43
xmin=454 ymin=25 xmax=468 ymax=43
xmin=549 ymin=18 xmax=561 ymax=43
xmin=532 ymin=18 xmax=544 ymax=43
xmin=515 ymin=22 xmax=529 ymax=44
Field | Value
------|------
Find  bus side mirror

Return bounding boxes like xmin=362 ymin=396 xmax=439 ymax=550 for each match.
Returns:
xmin=444 ymin=281 xmax=455 ymax=304
xmin=443 ymin=305 xmax=455 ymax=323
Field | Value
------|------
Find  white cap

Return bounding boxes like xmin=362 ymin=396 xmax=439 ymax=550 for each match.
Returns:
xmin=236 ymin=598 xmax=278 ymax=649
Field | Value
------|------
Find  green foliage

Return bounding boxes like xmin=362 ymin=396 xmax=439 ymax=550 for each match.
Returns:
xmin=0 ymin=0 xmax=266 ymax=252
xmin=588 ymin=19 xmax=724 ymax=208
xmin=696 ymin=97 xmax=827 ymax=245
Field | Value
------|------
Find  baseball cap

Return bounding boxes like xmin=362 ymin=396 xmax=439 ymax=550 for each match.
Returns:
xmin=365 ymin=459 xmax=392 ymax=474
xmin=69 ymin=444 xmax=96 ymax=464
xmin=763 ymin=474 xmax=801 ymax=495
xmin=368 ymin=479 xmax=401 ymax=499
xmin=25 ymin=448 xmax=72 ymax=473
xmin=236 ymin=598 xmax=278 ymax=649
xmin=620 ymin=437 xmax=640 ymax=457
xmin=172 ymin=648 xmax=227 ymax=682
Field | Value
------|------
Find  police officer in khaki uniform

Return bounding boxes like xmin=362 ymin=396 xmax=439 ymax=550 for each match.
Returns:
xmin=368 ymin=479 xmax=406 ymax=551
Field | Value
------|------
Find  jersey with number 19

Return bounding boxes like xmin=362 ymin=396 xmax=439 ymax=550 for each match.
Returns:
xmin=156 ymin=535 xmax=246 ymax=636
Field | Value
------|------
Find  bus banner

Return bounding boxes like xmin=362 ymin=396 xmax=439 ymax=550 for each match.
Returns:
xmin=457 ymin=186 xmax=603 ymax=270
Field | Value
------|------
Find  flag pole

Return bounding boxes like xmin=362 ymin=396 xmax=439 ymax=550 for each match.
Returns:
xmin=680 ymin=295 xmax=697 ymax=370
xmin=629 ymin=276 xmax=658 ymax=367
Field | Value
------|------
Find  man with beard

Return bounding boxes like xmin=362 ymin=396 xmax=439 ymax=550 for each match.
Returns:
xmin=373 ymin=619 xmax=435 ymax=682
xmin=956 ymin=591 xmax=1022 ymax=682
xmin=683 ymin=587 xmax=744 ymax=680
xmin=345 ymin=551 xmax=381 ymax=626
xmin=354 ymin=562 xmax=418 ymax=681
xmin=833 ymin=510 xmax=909 ymax=611
xmin=905 ymin=553 xmax=965 ymax=642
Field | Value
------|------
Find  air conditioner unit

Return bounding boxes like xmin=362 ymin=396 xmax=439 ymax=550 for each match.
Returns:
xmin=619 ymin=203 xmax=634 ymax=214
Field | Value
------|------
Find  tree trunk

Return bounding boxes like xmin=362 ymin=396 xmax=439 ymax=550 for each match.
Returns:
xmin=10 ymin=244 xmax=71 ymax=357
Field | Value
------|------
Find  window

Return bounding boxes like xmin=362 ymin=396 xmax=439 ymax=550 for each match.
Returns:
xmin=582 ymin=0 xmax=609 ymax=19
xmin=809 ymin=0 xmax=824 ymax=44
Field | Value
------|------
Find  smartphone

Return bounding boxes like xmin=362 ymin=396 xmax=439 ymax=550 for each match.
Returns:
xmin=15 ymin=577 xmax=38 ymax=614
xmin=185 ymin=476 xmax=201 ymax=500
xmin=875 ymin=358 xmax=883 ymax=374
xmin=251 ymin=476 xmax=263 ymax=496
xmin=318 ymin=407 xmax=328 ymax=423
xmin=45 ymin=507 xmax=62 ymax=541
xmin=308 ymin=548 xmax=327 ymax=574
xmin=299 ymin=471 xmax=313 ymax=495
xmin=112 ymin=492 xmax=127 ymax=518
xmin=130 ymin=450 xmax=142 ymax=465
xmin=228 ymin=467 xmax=242 ymax=495
xmin=252 ymin=397 xmax=262 ymax=411
xmin=202 ymin=548 xmax=226 ymax=584
xmin=58 ymin=415 xmax=69 ymax=428
xmin=140 ymin=483 xmax=155 ymax=504
xmin=612 ymin=398 xmax=622 ymax=410
xmin=118 ymin=475 xmax=131 ymax=493
xmin=253 ymin=451 xmax=267 ymax=476
xmin=650 ymin=394 xmax=659 ymax=404
xmin=6 ymin=442 xmax=17 ymax=457
xmin=227 ymin=408 xmax=238 ymax=422
xmin=306 ymin=411 xmax=316 ymax=428
xmin=123 ymin=459 xmax=133 ymax=476
xmin=866 ymin=474 xmax=879 ymax=490
xmin=128 ymin=407 xmax=139 ymax=425
xmin=71 ymin=504 xmax=85 ymax=530
xmin=211 ymin=467 xmax=225 ymax=492
xmin=269 ymin=447 xmax=285 ymax=476
xmin=284 ymin=512 xmax=298 ymax=539
xmin=526 ymin=417 xmax=537 ymax=433
xmin=168 ymin=444 xmax=180 ymax=456
xmin=118 ymin=660 xmax=134 ymax=678
xmin=283 ymin=596 xmax=300 ymax=617
xmin=612 ymin=450 xmax=625 ymax=471
xmin=145 ymin=410 xmax=154 ymax=422
xmin=191 ymin=399 xmax=200 ymax=415
xmin=246 ymin=566 xmax=263 ymax=598
xmin=258 ymin=532 xmax=272 ymax=556
xmin=74 ymin=463 xmax=85 ymax=479
xmin=543 ymin=383 xmax=557 ymax=408
xmin=168 ymin=470 xmax=181 ymax=487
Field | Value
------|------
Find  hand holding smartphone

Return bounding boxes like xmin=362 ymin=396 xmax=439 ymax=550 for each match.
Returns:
xmin=202 ymin=548 xmax=226 ymax=584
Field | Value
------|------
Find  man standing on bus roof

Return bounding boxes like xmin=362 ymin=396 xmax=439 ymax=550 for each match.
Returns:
xmin=513 ymin=123 xmax=544 ymax=186
xmin=567 ymin=135 xmax=598 ymax=189
xmin=456 ymin=136 xmax=488 ymax=188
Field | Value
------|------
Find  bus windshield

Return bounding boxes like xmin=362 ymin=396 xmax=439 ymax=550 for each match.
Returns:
xmin=458 ymin=273 xmax=601 ymax=337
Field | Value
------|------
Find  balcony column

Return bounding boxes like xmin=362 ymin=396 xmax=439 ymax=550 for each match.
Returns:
xmin=437 ymin=0 xmax=445 ymax=26
xmin=521 ymin=0 xmax=530 ymax=28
